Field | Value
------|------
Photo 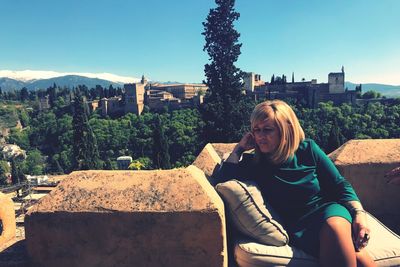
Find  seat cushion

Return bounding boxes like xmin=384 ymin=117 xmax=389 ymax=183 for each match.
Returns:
xmin=235 ymin=240 xmax=318 ymax=267
xmin=215 ymin=179 xmax=289 ymax=246
xmin=234 ymin=212 xmax=400 ymax=267
xmin=364 ymin=212 xmax=400 ymax=266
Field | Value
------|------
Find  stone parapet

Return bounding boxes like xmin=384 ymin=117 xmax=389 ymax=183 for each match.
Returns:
xmin=192 ymin=143 xmax=237 ymax=185
xmin=0 ymin=193 xmax=16 ymax=248
xmin=329 ymin=139 xmax=400 ymax=213
xmin=329 ymin=139 xmax=400 ymax=231
xmin=211 ymin=143 xmax=237 ymax=159
xmin=25 ymin=168 xmax=227 ymax=267
xmin=192 ymin=143 xmax=222 ymax=185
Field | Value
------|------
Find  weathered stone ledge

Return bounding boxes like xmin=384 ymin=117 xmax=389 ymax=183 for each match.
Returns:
xmin=25 ymin=166 xmax=227 ymax=267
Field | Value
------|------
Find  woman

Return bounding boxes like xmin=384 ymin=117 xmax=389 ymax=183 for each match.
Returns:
xmin=218 ymin=100 xmax=376 ymax=267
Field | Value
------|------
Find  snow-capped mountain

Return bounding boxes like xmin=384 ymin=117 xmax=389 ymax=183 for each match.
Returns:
xmin=0 ymin=70 xmax=142 ymax=91
xmin=0 ymin=70 xmax=140 ymax=84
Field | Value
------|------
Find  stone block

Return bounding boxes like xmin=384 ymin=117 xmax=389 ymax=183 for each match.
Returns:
xmin=0 ymin=192 xmax=16 ymax=248
xmin=211 ymin=143 xmax=237 ymax=159
xmin=192 ymin=143 xmax=222 ymax=185
xmin=329 ymin=139 xmax=400 ymax=226
xmin=25 ymin=168 xmax=227 ymax=267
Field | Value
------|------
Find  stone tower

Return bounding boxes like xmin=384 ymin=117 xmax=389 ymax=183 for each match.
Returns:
xmin=141 ymin=75 xmax=148 ymax=85
xmin=124 ymin=83 xmax=145 ymax=115
xmin=243 ymin=72 xmax=255 ymax=93
xmin=328 ymin=67 xmax=345 ymax=94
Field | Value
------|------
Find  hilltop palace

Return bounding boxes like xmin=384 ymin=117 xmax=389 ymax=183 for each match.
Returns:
xmin=37 ymin=68 xmax=360 ymax=116
xmin=243 ymin=67 xmax=360 ymax=108
xmin=92 ymin=76 xmax=208 ymax=116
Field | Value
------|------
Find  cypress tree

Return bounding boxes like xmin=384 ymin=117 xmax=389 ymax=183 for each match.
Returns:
xmin=326 ymin=119 xmax=344 ymax=154
xmin=152 ymin=115 xmax=171 ymax=169
xmin=11 ymin=158 xmax=18 ymax=184
xmin=201 ymin=0 xmax=251 ymax=142
xmin=50 ymin=156 xmax=64 ymax=174
xmin=20 ymin=87 xmax=29 ymax=102
xmin=72 ymin=90 xmax=101 ymax=170
xmin=0 ymin=161 xmax=10 ymax=185
xmin=11 ymin=157 xmax=24 ymax=184
xmin=47 ymin=84 xmax=57 ymax=108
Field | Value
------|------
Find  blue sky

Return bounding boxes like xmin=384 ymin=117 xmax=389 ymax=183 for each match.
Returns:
xmin=0 ymin=0 xmax=399 ymax=85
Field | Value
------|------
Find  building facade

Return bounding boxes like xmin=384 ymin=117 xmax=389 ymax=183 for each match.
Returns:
xmin=245 ymin=68 xmax=359 ymax=107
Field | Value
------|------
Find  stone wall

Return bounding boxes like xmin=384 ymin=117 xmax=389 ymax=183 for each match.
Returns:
xmin=329 ymin=139 xmax=400 ymax=231
xmin=25 ymin=167 xmax=227 ymax=267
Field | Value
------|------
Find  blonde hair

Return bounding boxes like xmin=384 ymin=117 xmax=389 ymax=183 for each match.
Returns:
xmin=250 ymin=100 xmax=305 ymax=164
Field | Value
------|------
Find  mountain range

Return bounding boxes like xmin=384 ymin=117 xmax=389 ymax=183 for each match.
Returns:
xmin=0 ymin=70 xmax=140 ymax=92
xmin=345 ymin=82 xmax=400 ymax=98
xmin=1 ymin=70 xmax=399 ymax=98
xmin=0 ymin=75 xmax=131 ymax=91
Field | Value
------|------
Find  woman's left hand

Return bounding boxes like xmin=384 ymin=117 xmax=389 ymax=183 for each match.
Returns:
xmin=352 ymin=211 xmax=370 ymax=251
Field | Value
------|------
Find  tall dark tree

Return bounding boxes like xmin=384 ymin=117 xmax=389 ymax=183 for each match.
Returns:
xmin=20 ymin=87 xmax=29 ymax=102
xmin=326 ymin=119 xmax=345 ymax=154
xmin=201 ymin=0 xmax=251 ymax=142
xmin=49 ymin=156 xmax=64 ymax=174
xmin=72 ymin=90 xmax=101 ymax=170
xmin=152 ymin=115 xmax=171 ymax=169
xmin=95 ymin=85 xmax=104 ymax=99
xmin=270 ymin=74 xmax=275 ymax=84
xmin=0 ymin=160 xmax=10 ymax=185
xmin=47 ymin=84 xmax=57 ymax=108
xmin=11 ymin=157 xmax=24 ymax=185
xmin=108 ymin=85 xmax=116 ymax=97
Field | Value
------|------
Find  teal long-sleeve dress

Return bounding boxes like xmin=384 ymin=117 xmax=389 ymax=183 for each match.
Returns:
xmin=218 ymin=139 xmax=360 ymax=257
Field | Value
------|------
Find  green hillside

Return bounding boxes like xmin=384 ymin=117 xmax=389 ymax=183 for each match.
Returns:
xmin=0 ymin=102 xmax=21 ymax=130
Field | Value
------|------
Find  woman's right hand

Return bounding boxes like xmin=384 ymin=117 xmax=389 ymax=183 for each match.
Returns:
xmin=226 ymin=132 xmax=256 ymax=163
xmin=236 ymin=132 xmax=256 ymax=153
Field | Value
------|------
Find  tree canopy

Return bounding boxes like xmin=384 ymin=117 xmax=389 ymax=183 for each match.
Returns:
xmin=201 ymin=0 xmax=252 ymax=142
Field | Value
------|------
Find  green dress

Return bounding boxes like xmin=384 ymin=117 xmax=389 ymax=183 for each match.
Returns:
xmin=218 ymin=139 xmax=359 ymax=257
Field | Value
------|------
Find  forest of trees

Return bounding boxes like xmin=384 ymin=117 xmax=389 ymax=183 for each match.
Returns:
xmin=1 ymin=84 xmax=400 ymax=184
xmin=0 ymin=88 xmax=205 ymax=181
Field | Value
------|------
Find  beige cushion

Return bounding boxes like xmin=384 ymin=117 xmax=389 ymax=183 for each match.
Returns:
xmin=234 ymin=212 xmax=400 ymax=267
xmin=215 ymin=179 xmax=289 ymax=246
xmin=364 ymin=212 xmax=400 ymax=266
xmin=235 ymin=241 xmax=317 ymax=267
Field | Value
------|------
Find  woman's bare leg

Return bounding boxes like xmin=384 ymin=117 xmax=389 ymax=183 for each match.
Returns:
xmin=319 ymin=216 xmax=375 ymax=267
xmin=356 ymin=249 xmax=376 ymax=267
xmin=319 ymin=217 xmax=356 ymax=267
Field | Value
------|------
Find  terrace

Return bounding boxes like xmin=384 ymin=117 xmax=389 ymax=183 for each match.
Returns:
xmin=0 ymin=139 xmax=399 ymax=266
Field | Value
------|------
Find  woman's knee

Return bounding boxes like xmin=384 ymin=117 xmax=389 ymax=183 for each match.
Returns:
xmin=319 ymin=217 xmax=356 ymax=267
xmin=324 ymin=216 xmax=351 ymax=232
xmin=320 ymin=217 xmax=353 ymax=243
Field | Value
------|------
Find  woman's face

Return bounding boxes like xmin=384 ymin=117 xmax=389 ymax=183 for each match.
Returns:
xmin=252 ymin=118 xmax=281 ymax=154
